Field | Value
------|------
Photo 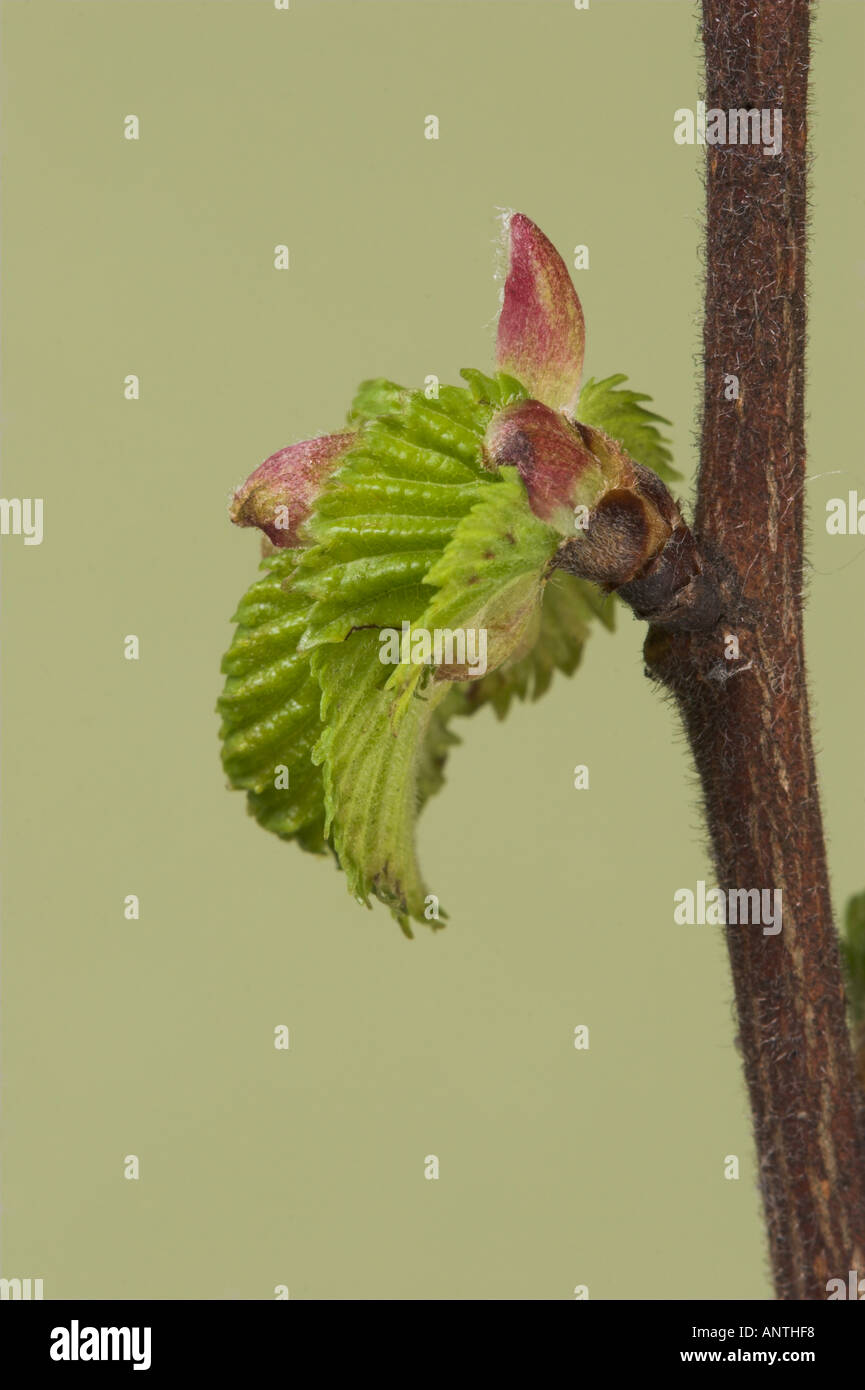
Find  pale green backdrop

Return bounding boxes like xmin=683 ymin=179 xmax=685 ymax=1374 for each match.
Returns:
xmin=1 ymin=0 xmax=862 ymax=1301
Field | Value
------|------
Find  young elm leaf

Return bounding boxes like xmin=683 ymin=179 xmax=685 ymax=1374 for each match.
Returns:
xmin=220 ymin=214 xmax=678 ymax=931
xmin=385 ymin=470 xmax=560 ymax=716
xmin=293 ymin=387 xmax=499 ymax=652
xmin=311 ymin=629 xmax=454 ymax=937
xmin=577 ymin=374 xmax=679 ymax=482
xmin=454 ymin=570 xmax=614 ymax=720
xmin=218 ymin=549 xmax=327 ymax=852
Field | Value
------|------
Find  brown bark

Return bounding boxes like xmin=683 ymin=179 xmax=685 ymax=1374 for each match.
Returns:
xmin=643 ymin=0 xmax=865 ymax=1298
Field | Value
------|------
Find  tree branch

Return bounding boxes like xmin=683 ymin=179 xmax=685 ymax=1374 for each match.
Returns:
xmin=644 ymin=0 xmax=865 ymax=1299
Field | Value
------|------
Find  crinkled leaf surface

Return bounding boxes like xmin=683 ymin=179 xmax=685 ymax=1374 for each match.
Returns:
xmin=385 ymin=470 xmax=560 ymax=715
xmin=455 ymin=569 xmax=615 ymax=720
xmin=219 ymin=368 xmax=644 ymax=929
xmin=311 ymin=630 xmax=453 ymax=936
xmin=577 ymin=374 xmax=679 ymax=482
xmin=218 ymin=550 xmax=326 ymax=851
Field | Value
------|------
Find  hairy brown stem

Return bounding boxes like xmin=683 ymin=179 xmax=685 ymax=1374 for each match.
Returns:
xmin=645 ymin=0 xmax=865 ymax=1298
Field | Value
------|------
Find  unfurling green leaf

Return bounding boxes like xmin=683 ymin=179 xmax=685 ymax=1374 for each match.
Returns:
xmin=311 ymin=631 xmax=454 ymax=937
xmin=384 ymin=471 xmax=559 ymax=716
xmin=219 ymin=371 xmax=622 ymax=929
xmin=218 ymin=213 xmax=678 ymax=932
xmin=577 ymin=374 xmax=679 ymax=482
xmin=218 ymin=549 xmax=326 ymax=852
xmin=455 ymin=569 xmax=615 ymax=720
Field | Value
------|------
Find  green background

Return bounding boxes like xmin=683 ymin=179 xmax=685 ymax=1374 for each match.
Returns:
xmin=1 ymin=0 xmax=862 ymax=1300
